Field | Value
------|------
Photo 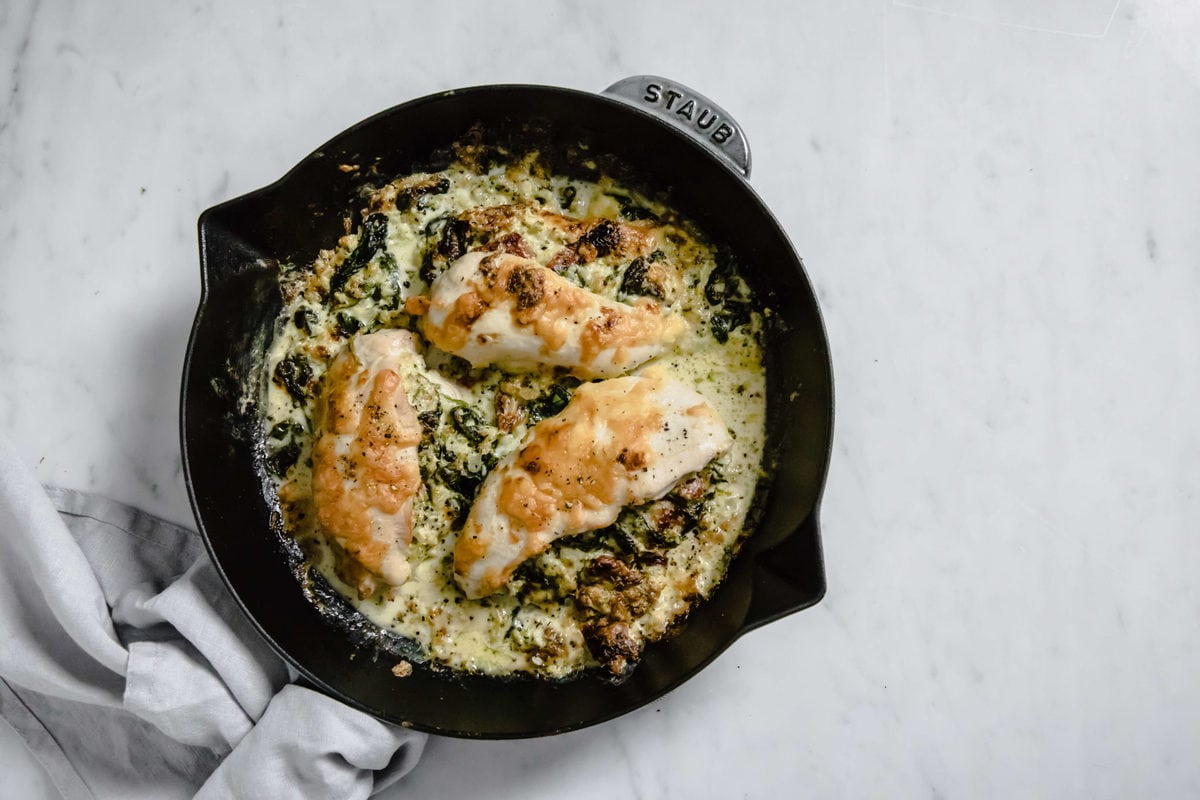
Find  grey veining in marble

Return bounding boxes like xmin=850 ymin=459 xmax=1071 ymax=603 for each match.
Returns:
xmin=1 ymin=1 xmax=1199 ymax=798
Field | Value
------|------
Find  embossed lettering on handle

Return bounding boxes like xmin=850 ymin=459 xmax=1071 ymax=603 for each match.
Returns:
xmin=604 ymin=76 xmax=751 ymax=178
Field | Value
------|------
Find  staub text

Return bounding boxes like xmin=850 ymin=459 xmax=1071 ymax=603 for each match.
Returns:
xmin=642 ymin=83 xmax=735 ymax=145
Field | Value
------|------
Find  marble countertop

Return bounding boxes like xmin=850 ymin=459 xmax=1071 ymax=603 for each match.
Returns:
xmin=3 ymin=0 xmax=1199 ymax=797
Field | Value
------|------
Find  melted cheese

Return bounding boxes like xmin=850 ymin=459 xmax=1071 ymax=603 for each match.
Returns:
xmin=311 ymin=331 xmax=424 ymax=596
xmin=422 ymin=251 xmax=687 ymax=378
xmin=262 ymin=155 xmax=769 ymax=679
xmin=454 ymin=369 xmax=732 ymax=598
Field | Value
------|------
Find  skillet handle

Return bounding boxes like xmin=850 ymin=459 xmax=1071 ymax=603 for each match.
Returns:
xmin=604 ymin=76 xmax=752 ymax=178
xmin=742 ymin=511 xmax=827 ymax=631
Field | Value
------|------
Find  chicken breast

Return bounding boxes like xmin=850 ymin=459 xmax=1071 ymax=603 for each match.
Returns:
xmin=421 ymin=251 xmax=687 ymax=379
xmin=312 ymin=330 xmax=425 ymax=597
xmin=453 ymin=368 xmax=733 ymax=599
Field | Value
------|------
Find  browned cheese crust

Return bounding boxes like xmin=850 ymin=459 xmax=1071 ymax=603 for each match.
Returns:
xmin=422 ymin=252 xmax=681 ymax=376
xmin=312 ymin=344 xmax=423 ymax=597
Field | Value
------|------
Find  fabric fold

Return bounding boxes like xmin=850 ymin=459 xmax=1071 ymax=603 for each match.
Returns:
xmin=195 ymin=685 xmax=425 ymax=800
xmin=0 ymin=435 xmax=426 ymax=799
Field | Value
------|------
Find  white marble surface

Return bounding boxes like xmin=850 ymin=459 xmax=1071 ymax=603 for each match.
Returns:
xmin=2 ymin=0 xmax=1199 ymax=797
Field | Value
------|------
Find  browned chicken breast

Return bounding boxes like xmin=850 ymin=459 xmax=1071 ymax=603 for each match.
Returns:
xmin=312 ymin=330 xmax=424 ymax=597
xmin=454 ymin=368 xmax=732 ymax=599
xmin=420 ymin=251 xmax=688 ymax=379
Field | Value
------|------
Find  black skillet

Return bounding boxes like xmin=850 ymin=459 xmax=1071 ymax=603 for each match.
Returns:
xmin=182 ymin=76 xmax=833 ymax=738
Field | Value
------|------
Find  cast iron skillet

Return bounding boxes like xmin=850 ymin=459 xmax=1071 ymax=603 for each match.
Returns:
xmin=182 ymin=76 xmax=833 ymax=738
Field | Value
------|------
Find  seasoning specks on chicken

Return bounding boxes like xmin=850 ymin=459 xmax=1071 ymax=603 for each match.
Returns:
xmin=421 ymin=251 xmax=688 ymax=379
xmin=454 ymin=369 xmax=732 ymax=599
xmin=311 ymin=330 xmax=424 ymax=598
xmin=263 ymin=144 xmax=767 ymax=680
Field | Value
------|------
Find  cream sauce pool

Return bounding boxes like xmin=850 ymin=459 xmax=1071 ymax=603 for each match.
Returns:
xmin=263 ymin=150 xmax=767 ymax=679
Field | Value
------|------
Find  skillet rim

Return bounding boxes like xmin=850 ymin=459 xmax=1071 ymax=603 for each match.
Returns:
xmin=182 ymin=81 xmax=834 ymax=738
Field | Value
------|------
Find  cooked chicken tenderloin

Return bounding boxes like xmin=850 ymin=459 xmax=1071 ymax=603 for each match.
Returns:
xmin=421 ymin=251 xmax=687 ymax=379
xmin=454 ymin=369 xmax=733 ymax=599
xmin=312 ymin=330 xmax=425 ymax=597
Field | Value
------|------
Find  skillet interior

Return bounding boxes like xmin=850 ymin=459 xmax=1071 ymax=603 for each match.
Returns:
xmin=183 ymin=85 xmax=832 ymax=738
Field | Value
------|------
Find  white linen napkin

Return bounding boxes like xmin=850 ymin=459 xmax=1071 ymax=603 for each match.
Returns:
xmin=0 ymin=435 xmax=427 ymax=799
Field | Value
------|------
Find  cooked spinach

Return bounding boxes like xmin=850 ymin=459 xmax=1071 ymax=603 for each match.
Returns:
xmin=559 ymin=185 xmax=577 ymax=210
xmin=396 ymin=176 xmax=450 ymax=211
xmin=710 ymin=314 xmax=730 ymax=344
xmin=704 ymin=250 xmax=738 ymax=306
xmin=419 ymin=249 xmax=439 ymax=286
xmin=273 ymin=355 xmax=313 ymax=403
xmin=443 ymin=492 xmax=470 ymax=530
xmin=334 ymin=313 xmax=364 ymax=338
xmin=423 ymin=213 xmax=450 ymax=236
xmin=705 ymin=250 xmax=753 ymax=342
xmin=418 ymin=409 xmax=441 ymax=436
xmin=618 ymin=257 xmax=664 ymax=300
xmin=292 ymin=307 xmax=317 ymax=333
xmin=266 ymin=442 xmax=301 ymax=476
xmin=513 ymin=558 xmax=555 ymax=590
xmin=612 ymin=507 xmax=654 ymax=545
xmin=268 ymin=420 xmax=304 ymax=441
xmin=437 ymin=218 xmax=472 ymax=262
xmin=450 ymin=406 xmax=486 ymax=446
xmin=710 ymin=300 xmax=752 ymax=344
xmin=329 ymin=213 xmax=389 ymax=296
xmin=611 ymin=193 xmax=658 ymax=222
xmin=435 ymin=456 xmax=485 ymax=501
xmin=581 ymin=220 xmax=620 ymax=257
xmin=527 ymin=382 xmax=573 ymax=423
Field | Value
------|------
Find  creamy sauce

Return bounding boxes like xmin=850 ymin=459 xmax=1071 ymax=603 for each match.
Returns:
xmin=263 ymin=151 xmax=767 ymax=679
